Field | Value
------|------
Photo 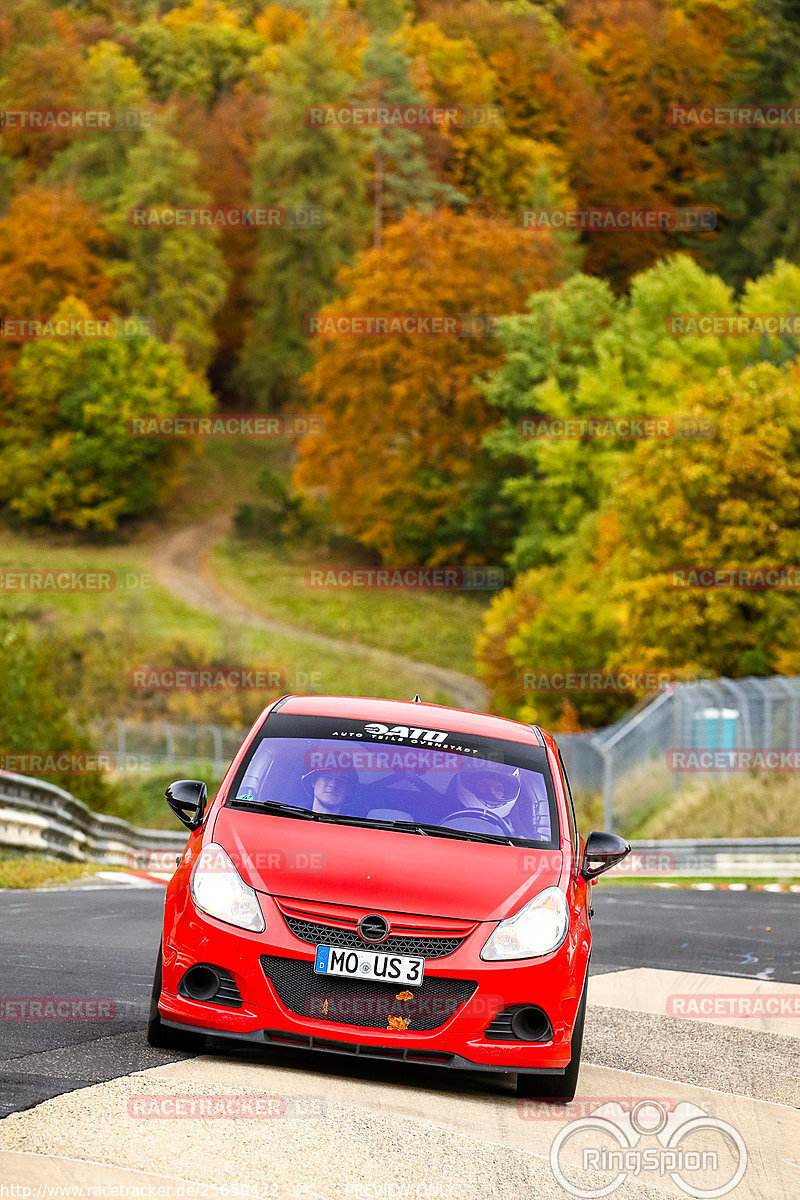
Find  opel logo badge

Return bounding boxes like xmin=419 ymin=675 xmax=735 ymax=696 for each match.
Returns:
xmin=358 ymin=914 xmax=390 ymax=943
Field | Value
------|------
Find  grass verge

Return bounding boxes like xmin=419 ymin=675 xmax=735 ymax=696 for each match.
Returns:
xmin=0 ymin=856 xmax=109 ymax=889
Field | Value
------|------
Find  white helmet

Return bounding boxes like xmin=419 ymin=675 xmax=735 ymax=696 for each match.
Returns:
xmin=458 ymin=766 xmax=521 ymax=819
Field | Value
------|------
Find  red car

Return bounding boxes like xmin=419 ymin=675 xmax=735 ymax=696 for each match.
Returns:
xmin=147 ymin=695 xmax=629 ymax=1099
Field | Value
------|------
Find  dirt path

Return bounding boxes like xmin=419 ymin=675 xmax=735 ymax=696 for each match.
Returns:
xmin=148 ymin=515 xmax=488 ymax=712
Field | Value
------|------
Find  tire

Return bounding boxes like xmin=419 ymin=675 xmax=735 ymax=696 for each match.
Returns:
xmin=516 ymin=972 xmax=587 ymax=1101
xmin=146 ymin=942 xmax=206 ymax=1052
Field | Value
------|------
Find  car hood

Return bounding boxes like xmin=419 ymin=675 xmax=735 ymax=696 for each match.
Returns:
xmin=212 ymin=807 xmax=562 ymax=922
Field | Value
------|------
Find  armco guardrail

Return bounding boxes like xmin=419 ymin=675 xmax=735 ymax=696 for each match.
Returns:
xmin=605 ymin=838 xmax=800 ymax=879
xmin=1 ymin=769 xmax=798 ymax=877
xmin=0 ymin=769 xmax=186 ymax=867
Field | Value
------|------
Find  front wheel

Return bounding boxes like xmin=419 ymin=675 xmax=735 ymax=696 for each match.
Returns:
xmin=146 ymin=942 xmax=206 ymax=1052
xmin=516 ymin=973 xmax=587 ymax=1101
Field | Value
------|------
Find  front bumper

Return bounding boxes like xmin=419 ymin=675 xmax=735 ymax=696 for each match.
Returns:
xmin=160 ymin=891 xmax=589 ymax=1073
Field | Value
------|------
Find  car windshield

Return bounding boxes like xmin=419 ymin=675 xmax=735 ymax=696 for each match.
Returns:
xmin=226 ymin=721 xmax=557 ymax=846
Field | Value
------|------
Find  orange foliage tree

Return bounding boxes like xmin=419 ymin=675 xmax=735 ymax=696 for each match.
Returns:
xmin=0 ymin=186 xmax=112 ymax=402
xmin=0 ymin=7 xmax=87 ymax=174
xmin=293 ymin=207 xmax=565 ymax=564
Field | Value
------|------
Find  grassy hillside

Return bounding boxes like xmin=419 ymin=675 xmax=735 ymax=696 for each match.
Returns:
xmin=211 ymin=538 xmax=486 ymax=678
xmin=631 ymin=772 xmax=800 ymax=839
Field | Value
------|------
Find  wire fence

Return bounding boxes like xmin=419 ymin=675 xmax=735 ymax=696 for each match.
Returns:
xmin=92 ymin=719 xmax=249 ymax=779
xmin=557 ymin=675 xmax=800 ymax=831
xmin=95 ymin=676 xmax=800 ymax=832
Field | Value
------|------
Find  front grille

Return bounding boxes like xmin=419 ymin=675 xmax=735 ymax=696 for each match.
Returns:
xmin=260 ymin=954 xmax=477 ymax=1031
xmin=282 ymin=915 xmax=466 ymax=959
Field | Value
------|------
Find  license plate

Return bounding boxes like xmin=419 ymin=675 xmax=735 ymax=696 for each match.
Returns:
xmin=314 ymin=944 xmax=424 ymax=987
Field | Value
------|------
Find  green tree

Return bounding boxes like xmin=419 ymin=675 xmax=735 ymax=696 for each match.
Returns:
xmin=44 ymin=42 xmax=152 ymax=211
xmin=0 ymin=297 xmax=214 ymax=532
xmin=360 ymin=0 xmax=464 ymax=246
xmin=126 ymin=0 xmax=266 ymax=107
xmin=478 ymin=359 xmax=800 ymax=726
xmin=102 ymin=126 xmax=230 ymax=373
xmin=695 ymin=0 xmax=800 ymax=287
xmin=612 ymin=361 xmax=800 ymax=680
xmin=0 ymin=617 xmax=108 ymax=806
xmin=482 ymin=256 xmax=742 ymax=571
xmin=236 ymin=17 xmax=370 ymax=407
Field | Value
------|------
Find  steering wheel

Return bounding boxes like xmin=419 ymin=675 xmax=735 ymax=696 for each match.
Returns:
xmin=437 ymin=807 xmax=514 ymax=836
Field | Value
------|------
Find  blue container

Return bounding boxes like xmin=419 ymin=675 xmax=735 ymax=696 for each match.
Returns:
xmin=692 ymin=707 xmax=739 ymax=750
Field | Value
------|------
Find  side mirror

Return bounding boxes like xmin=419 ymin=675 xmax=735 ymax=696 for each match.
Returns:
xmin=580 ymin=830 xmax=630 ymax=881
xmin=165 ymin=779 xmax=208 ymax=831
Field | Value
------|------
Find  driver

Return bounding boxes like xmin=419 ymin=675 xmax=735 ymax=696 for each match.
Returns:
xmin=442 ymin=762 xmax=550 ymax=839
xmin=301 ymin=759 xmax=360 ymax=816
xmin=452 ymin=765 xmax=521 ymax=823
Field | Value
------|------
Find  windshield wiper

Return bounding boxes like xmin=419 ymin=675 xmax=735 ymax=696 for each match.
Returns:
xmin=383 ymin=820 xmax=516 ymax=846
xmin=299 ymin=814 xmax=515 ymax=843
xmin=227 ymin=803 xmax=516 ymax=844
xmin=229 ymin=799 xmax=319 ymax=820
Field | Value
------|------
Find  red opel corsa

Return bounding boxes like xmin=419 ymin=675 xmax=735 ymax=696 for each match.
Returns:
xmin=147 ymin=695 xmax=629 ymax=1099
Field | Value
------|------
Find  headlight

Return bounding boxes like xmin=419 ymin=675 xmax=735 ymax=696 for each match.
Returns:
xmin=190 ymin=844 xmax=265 ymax=932
xmin=480 ymin=887 xmax=568 ymax=960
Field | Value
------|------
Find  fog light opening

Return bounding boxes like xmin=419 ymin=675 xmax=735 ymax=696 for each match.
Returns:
xmin=182 ymin=965 xmax=221 ymax=1002
xmin=509 ymin=1006 xmax=551 ymax=1042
